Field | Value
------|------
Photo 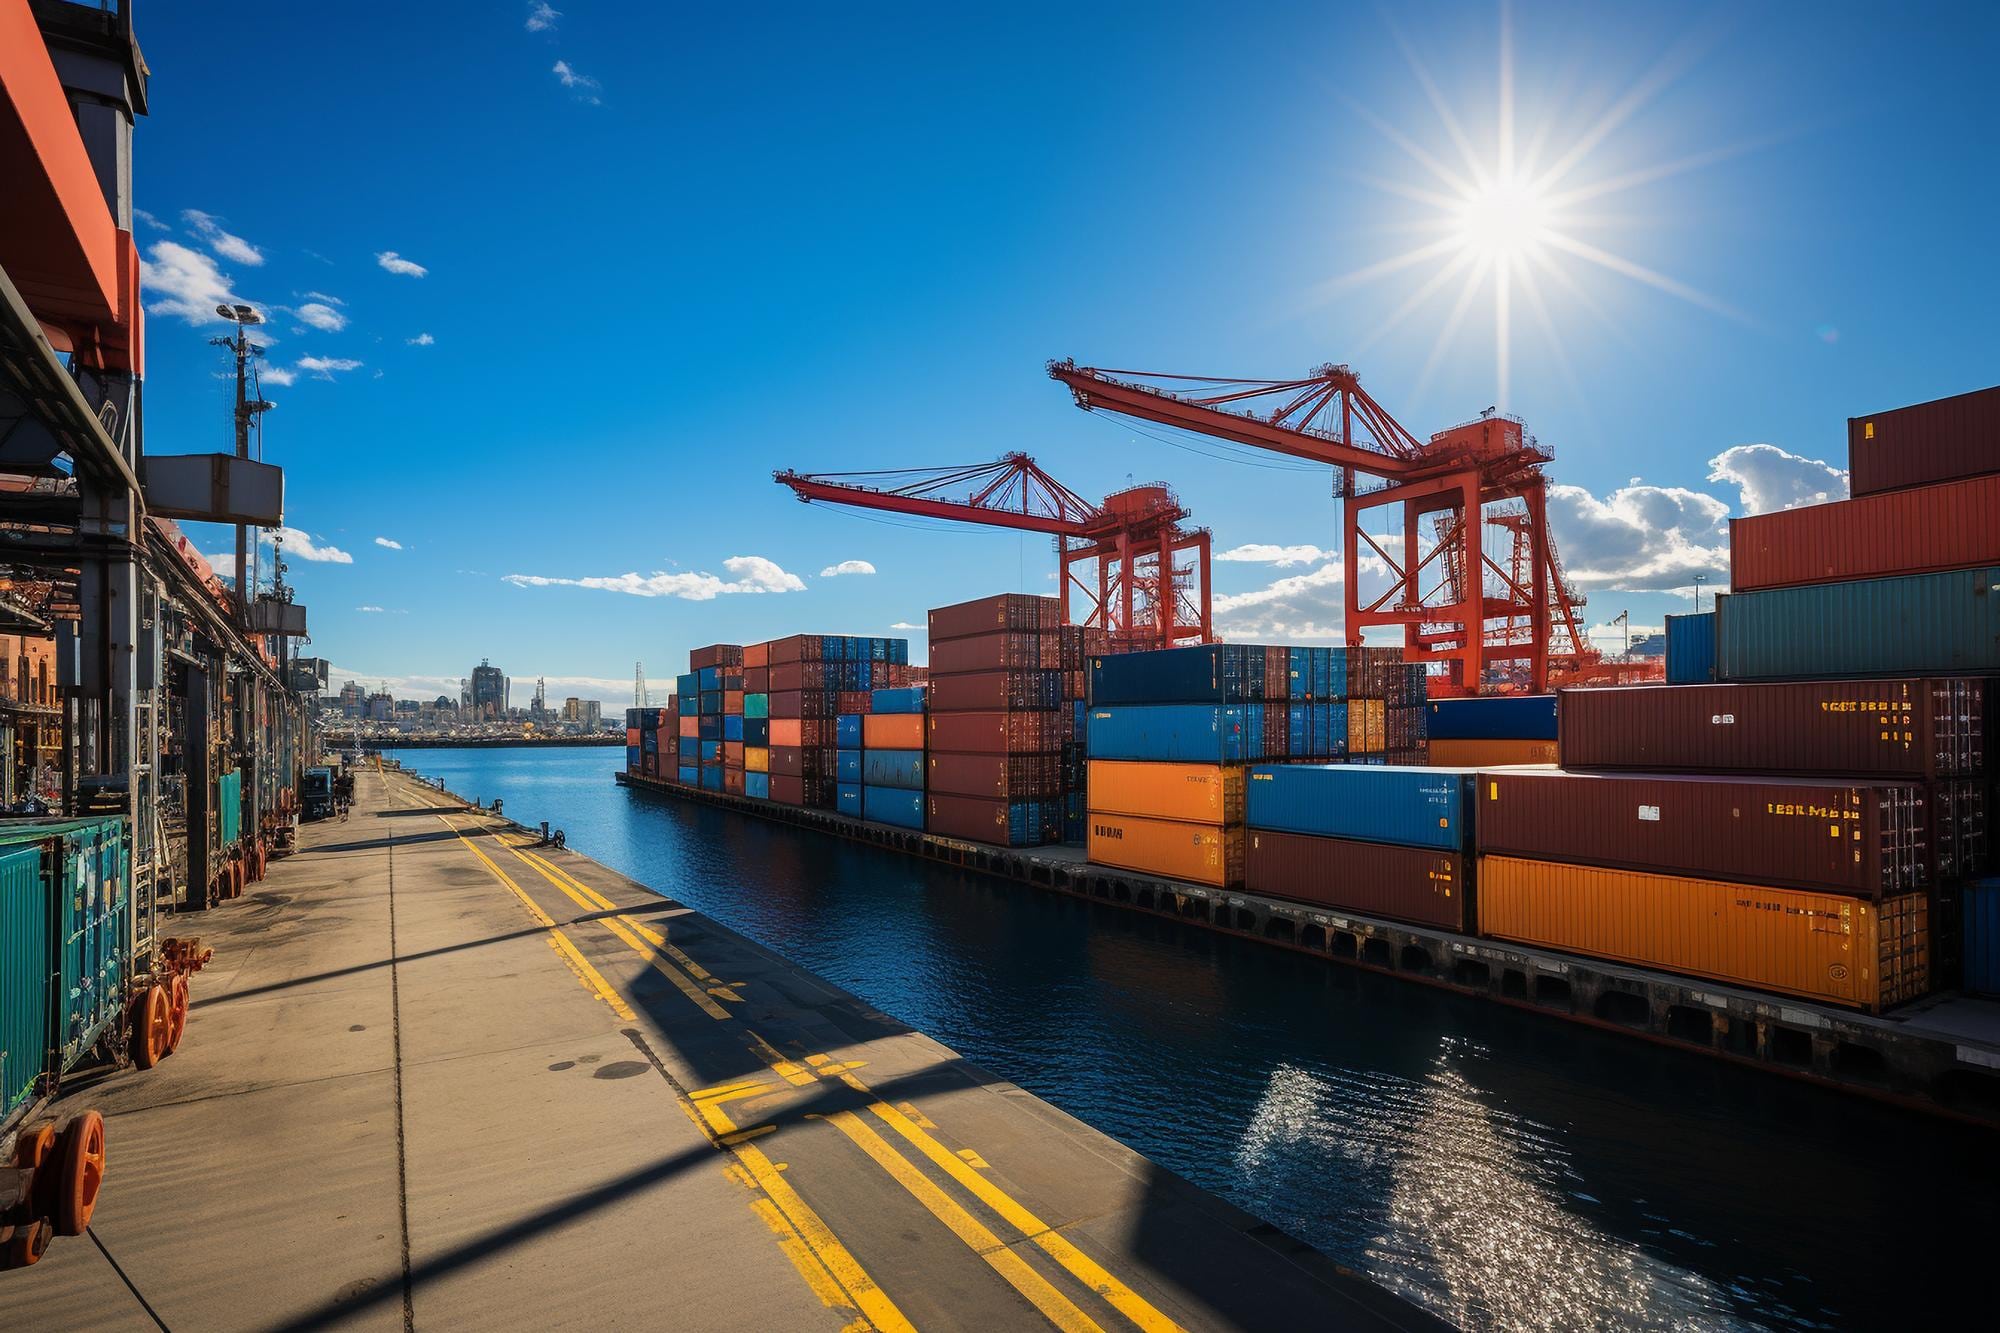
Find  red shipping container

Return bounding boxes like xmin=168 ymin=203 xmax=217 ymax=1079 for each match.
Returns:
xmin=838 ymin=691 xmax=873 ymax=715
xmin=743 ymin=666 xmax=769 ymax=693
xmin=679 ymin=716 xmax=698 ymax=738
xmin=768 ymin=635 xmax=806 ymax=665
xmin=1558 ymin=679 xmax=1985 ymax=779
xmin=927 ymin=670 xmax=1057 ymax=712
xmin=769 ymin=746 xmax=803 ymax=777
xmin=1849 ymin=384 xmax=2000 ymax=497
xmin=799 ymin=718 xmax=831 ymax=749
xmin=1474 ymin=769 xmax=1930 ymax=898
xmin=769 ymin=690 xmax=804 ymax=719
xmin=927 ymin=710 xmax=1057 ymax=754
xmin=723 ymin=741 xmax=743 ymax=767
xmin=626 ymin=726 xmax=641 ymax=746
xmin=723 ymin=767 xmax=745 ymax=795
xmin=926 ymin=792 xmax=1027 ymax=844
xmin=691 ymin=644 xmax=744 ymax=669
xmin=929 ymin=593 xmax=1058 ymax=644
xmin=1729 ymin=472 xmax=2000 ymax=592
xmin=724 ymin=690 xmax=745 ymax=715
xmin=771 ymin=775 xmax=804 ymax=805
xmin=927 ymin=752 xmax=1062 ymax=799
xmin=930 ymin=631 xmax=1047 ymax=675
xmin=743 ymin=642 xmax=771 ymax=669
xmin=1246 ymin=831 xmax=1468 ymax=931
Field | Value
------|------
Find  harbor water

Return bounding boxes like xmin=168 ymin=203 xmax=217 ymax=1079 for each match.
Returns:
xmin=385 ymin=745 xmax=1988 ymax=1331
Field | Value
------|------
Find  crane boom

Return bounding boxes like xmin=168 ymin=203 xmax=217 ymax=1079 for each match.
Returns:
xmin=775 ymin=454 xmax=1098 ymax=537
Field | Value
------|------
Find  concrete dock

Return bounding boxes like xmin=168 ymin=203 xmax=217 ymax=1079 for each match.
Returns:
xmin=0 ymin=766 xmax=1440 ymax=1331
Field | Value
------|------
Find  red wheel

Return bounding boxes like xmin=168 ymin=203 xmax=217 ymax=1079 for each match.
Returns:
xmin=50 ymin=1111 xmax=106 ymax=1237
xmin=165 ymin=975 xmax=190 ymax=1055
xmin=12 ymin=1122 xmax=55 ymax=1168
xmin=131 ymin=984 xmax=170 ymax=1069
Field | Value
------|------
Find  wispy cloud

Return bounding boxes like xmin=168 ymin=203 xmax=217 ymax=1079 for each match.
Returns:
xmin=274 ymin=528 xmax=355 ymax=563
xmin=407 ymin=332 xmax=435 ymax=346
xmin=890 ymin=621 xmax=921 ymax=630
xmin=819 ymin=559 xmax=876 ymax=577
xmin=297 ymin=355 xmax=363 ymax=381
xmin=301 ymin=290 xmax=344 ymax=305
xmin=374 ymin=537 xmax=403 ymax=549
xmin=133 ymin=207 xmax=165 ymax=229
xmin=182 ymin=209 xmax=264 ymax=266
xmin=375 ymin=251 xmax=427 ymax=277
xmin=141 ymin=240 xmax=250 ymax=324
xmin=525 ymin=2 xmax=560 ymax=32
xmin=261 ymin=365 xmax=297 ymax=387
xmin=1215 ymin=543 xmax=1332 ymax=567
xmin=294 ymin=301 xmax=347 ymax=332
xmin=553 ymin=60 xmax=602 ymax=103
xmin=356 ymin=605 xmax=386 ymax=613
xmin=504 ymin=556 xmax=806 ymax=600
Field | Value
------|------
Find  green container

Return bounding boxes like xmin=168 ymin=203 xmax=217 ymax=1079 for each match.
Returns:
xmin=744 ymin=693 xmax=769 ymax=719
xmin=1 ymin=843 xmax=49 ymax=1125
xmin=218 ymin=769 xmax=242 ymax=847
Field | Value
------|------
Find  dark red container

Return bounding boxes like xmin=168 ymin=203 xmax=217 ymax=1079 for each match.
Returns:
xmin=1558 ymin=679 xmax=1985 ymax=779
xmin=743 ymin=666 xmax=769 ymax=694
xmin=690 ymin=644 xmax=744 ymax=670
xmin=1933 ymin=778 xmax=1990 ymax=881
xmin=769 ymin=690 xmax=803 ymax=719
xmin=837 ymin=691 xmax=872 ymax=715
xmin=929 ymin=594 xmax=1058 ymax=644
xmin=1849 ymin=384 xmax=2000 ymax=497
xmin=925 ymin=792 xmax=1015 ymax=843
xmin=767 ymin=635 xmax=813 ymax=665
xmin=927 ymin=710 xmax=1057 ymax=754
xmin=1475 ymin=769 xmax=1929 ymax=898
xmin=930 ymin=631 xmax=1047 ymax=675
xmin=1729 ymin=472 xmax=2000 ymax=592
xmin=927 ymin=752 xmax=1062 ymax=800
xmin=770 ymin=775 xmax=804 ymax=805
xmin=769 ymin=661 xmax=829 ymax=692
xmin=927 ymin=670 xmax=1060 ymax=713
xmin=723 ymin=741 xmax=743 ymax=767
xmin=1246 ymin=831 xmax=1468 ymax=931
xmin=769 ymin=745 xmax=802 ymax=777
xmin=723 ymin=767 xmax=744 ymax=795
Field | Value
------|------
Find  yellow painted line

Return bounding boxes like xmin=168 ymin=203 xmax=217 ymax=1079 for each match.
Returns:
xmin=750 ymin=1195 xmax=853 ymax=1314
xmin=737 ymin=1139 xmax=917 ymax=1333
xmin=692 ymin=1078 xmax=771 ymax=1102
xmin=822 ymin=1110 xmax=1105 ymax=1333
xmin=508 ymin=843 xmax=742 ymax=998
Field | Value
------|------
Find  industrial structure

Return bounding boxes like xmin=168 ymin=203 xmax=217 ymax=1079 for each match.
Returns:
xmin=776 ymin=453 xmax=1214 ymax=651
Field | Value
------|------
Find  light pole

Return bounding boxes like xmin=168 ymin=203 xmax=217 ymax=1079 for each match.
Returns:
xmin=1692 ymin=573 xmax=1708 ymax=613
xmin=209 ymin=303 xmax=268 ymax=620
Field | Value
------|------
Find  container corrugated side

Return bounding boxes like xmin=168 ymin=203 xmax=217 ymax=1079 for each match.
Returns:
xmin=1 ymin=842 xmax=49 ymax=1123
xmin=1087 ymin=812 xmax=1242 ymax=888
xmin=1086 ymin=705 xmax=1250 ymax=763
xmin=861 ymin=750 xmax=924 ymax=790
xmin=1849 ymin=384 xmax=2000 ymax=497
xmin=1477 ymin=856 xmax=1929 ymax=1011
xmin=863 ymin=787 xmax=925 ymax=829
xmin=1664 ymin=612 xmax=1716 ymax=684
xmin=1246 ymin=831 xmax=1467 ymax=931
xmin=1425 ymin=695 xmax=1557 ymax=741
xmin=1474 ymin=769 xmax=1929 ymax=898
xmin=1715 ymin=567 xmax=2000 ymax=680
xmin=1246 ymin=765 xmax=1472 ymax=850
xmin=1729 ymin=474 xmax=2000 ymax=592
xmin=863 ymin=713 xmax=925 ymax=750
xmin=1967 ymin=879 xmax=2000 ymax=996
xmin=1085 ymin=761 xmax=1243 ymax=824
xmin=1426 ymin=738 xmax=1557 ymax=766
xmin=1088 ymin=645 xmax=1254 ymax=706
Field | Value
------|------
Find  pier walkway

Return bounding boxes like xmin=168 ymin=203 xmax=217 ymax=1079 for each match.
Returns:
xmin=0 ymin=767 xmax=1438 ymax=1331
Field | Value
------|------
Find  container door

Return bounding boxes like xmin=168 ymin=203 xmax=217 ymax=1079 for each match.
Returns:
xmin=1 ymin=842 xmax=51 ymax=1122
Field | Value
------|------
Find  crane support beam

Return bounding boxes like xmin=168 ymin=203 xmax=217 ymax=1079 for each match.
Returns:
xmin=778 ymin=475 xmax=1084 ymax=537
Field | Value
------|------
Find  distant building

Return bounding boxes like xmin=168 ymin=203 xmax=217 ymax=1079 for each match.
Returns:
xmin=337 ymin=680 xmax=366 ymax=718
xmin=365 ymin=691 xmax=394 ymax=721
xmin=561 ymin=697 xmax=603 ymax=729
xmin=471 ymin=659 xmax=506 ymax=719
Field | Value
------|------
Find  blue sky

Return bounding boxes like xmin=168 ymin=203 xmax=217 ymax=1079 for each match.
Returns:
xmin=135 ymin=2 xmax=2000 ymax=707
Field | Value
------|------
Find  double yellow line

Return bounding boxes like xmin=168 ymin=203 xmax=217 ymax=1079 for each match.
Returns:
xmin=391 ymin=774 xmax=1182 ymax=1333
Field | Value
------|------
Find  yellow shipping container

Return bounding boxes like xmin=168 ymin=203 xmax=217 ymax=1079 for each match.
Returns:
xmin=1085 ymin=761 xmax=1243 ymax=824
xmin=1427 ymin=738 xmax=1558 ymax=766
xmin=745 ymin=746 xmax=769 ymax=773
xmin=1476 ymin=855 xmax=1928 ymax=1012
xmin=1087 ymin=812 xmax=1243 ymax=888
xmin=1347 ymin=698 xmax=1386 ymax=754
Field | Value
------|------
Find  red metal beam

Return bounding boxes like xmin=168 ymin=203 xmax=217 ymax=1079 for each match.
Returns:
xmin=776 ymin=474 xmax=1087 ymax=537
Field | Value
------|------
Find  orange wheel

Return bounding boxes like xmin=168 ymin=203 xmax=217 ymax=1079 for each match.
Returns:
xmin=258 ymin=845 xmax=269 ymax=878
xmin=50 ymin=1111 xmax=106 ymax=1237
xmin=12 ymin=1121 xmax=55 ymax=1168
xmin=228 ymin=860 xmax=243 ymax=899
xmin=165 ymin=975 xmax=190 ymax=1055
xmin=1 ymin=1220 xmax=51 ymax=1269
xmin=131 ymin=984 xmax=170 ymax=1069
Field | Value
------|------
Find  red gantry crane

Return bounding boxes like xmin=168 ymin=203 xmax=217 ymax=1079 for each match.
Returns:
xmin=775 ymin=453 xmax=1213 ymax=650
xmin=1046 ymin=359 xmax=1598 ymax=696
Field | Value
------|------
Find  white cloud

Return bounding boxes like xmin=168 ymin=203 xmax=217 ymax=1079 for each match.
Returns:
xmin=504 ymin=555 xmax=806 ymax=600
xmin=374 ymin=537 xmax=404 ymax=550
xmin=182 ymin=209 xmax=264 ymax=266
xmin=407 ymin=332 xmax=435 ymax=346
xmin=375 ymin=251 xmax=428 ymax=277
xmin=1545 ymin=480 xmax=1730 ymax=593
xmin=356 ymin=605 xmax=385 ymax=613
xmin=890 ymin=621 xmax=921 ymax=630
xmin=301 ymin=290 xmax=344 ymax=305
xmin=133 ymin=207 xmax=165 ymax=229
xmin=552 ymin=60 xmax=601 ymax=102
xmin=297 ymin=355 xmax=363 ymax=381
xmin=525 ymin=2 xmax=560 ymax=31
xmin=1214 ymin=543 xmax=1332 ymax=567
xmin=274 ymin=528 xmax=354 ymax=563
xmin=1707 ymin=443 xmax=1847 ymax=516
xmin=141 ymin=240 xmax=251 ymax=324
xmin=295 ymin=302 xmax=347 ymax=332
xmin=260 ymin=366 xmax=297 ymax=387
xmin=819 ymin=559 xmax=876 ymax=577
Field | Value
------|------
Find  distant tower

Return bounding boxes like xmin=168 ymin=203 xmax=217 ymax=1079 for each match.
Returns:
xmin=532 ymin=675 xmax=547 ymax=719
xmin=634 ymin=661 xmax=649 ymax=707
xmin=471 ymin=658 xmax=506 ymax=719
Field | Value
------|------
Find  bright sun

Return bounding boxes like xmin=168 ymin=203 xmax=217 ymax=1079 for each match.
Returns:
xmin=1454 ymin=175 xmax=1553 ymax=261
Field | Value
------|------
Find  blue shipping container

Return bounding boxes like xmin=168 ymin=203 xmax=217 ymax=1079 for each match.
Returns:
xmin=701 ymin=765 xmax=724 ymax=791
xmin=1088 ymin=705 xmax=1251 ymax=763
xmin=1715 ymin=566 xmax=2000 ymax=680
xmin=862 ymin=749 xmax=924 ymax=790
xmin=700 ymin=741 xmax=722 ymax=763
xmin=746 ymin=772 xmax=770 ymax=800
xmin=837 ymin=749 xmax=862 ymax=783
xmin=678 ymin=764 xmax=699 ymax=784
xmin=700 ymin=691 xmax=722 ymax=716
xmin=1664 ymin=612 xmax=1716 ymax=684
xmin=1967 ymin=879 xmax=2000 ymax=996
xmin=698 ymin=666 xmax=721 ymax=691
xmin=836 ymin=714 xmax=864 ymax=749
xmin=837 ymin=783 xmax=864 ymax=817
xmin=864 ymin=787 xmax=925 ymax=829
xmin=679 ymin=737 xmax=698 ymax=760
xmin=744 ymin=718 xmax=770 ymax=746
xmin=677 ymin=672 xmax=699 ymax=700
xmin=698 ymin=716 xmax=720 ymax=741
xmin=626 ymin=745 xmax=641 ymax=771
xmin=1425 ymin=695 xmax=1558 ymax=741
xmin=1090 ymin=645 xmax=1259 ymax=706
xmin=1246 ymin=765 xmax=1474 ymax=850
xmin=871 ymin=687 xmax=925 ymax=714
xmin=723 ymin=715 xmax=744 ymax=742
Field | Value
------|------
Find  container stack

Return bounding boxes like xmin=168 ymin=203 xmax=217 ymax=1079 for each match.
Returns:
xmin=924 ymin=594 xmax=1074 ymax=846
xmin=1424 ymin=695 xmax=1558 ymax=766
xmin=765 ymin=635 xmax=912 ymax=810
xmin=688 ymin=645 xmax=742 ymax=793
xmin=861 ymin=686 xmax=926 ymax=829
xmin=742 ymin=641 xmax=771 ymax=800
xmin=1244 ymin=764 xmax=1475 ymax=928
xmin=674 ymin=672 xmax=700 ymax=784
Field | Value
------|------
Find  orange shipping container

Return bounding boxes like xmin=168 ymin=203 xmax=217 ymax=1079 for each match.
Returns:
xmin=723 ymin=741 xmax=744 ymax=767
xmin=863 ymin=713 xmax=925 ymax=750
xmin=1086 ymin=761 xmax=1243 ymax=824
xmin=1427 ymin=738 xmax=1558 ymax=766
xmin=1087 ymin=812 xmax=1243 ymax=888
xmin=724 ymin=690 xmax=744 ymax=715
xmin=743 ymin=641 xmax=770 ymax=668
xmin=745 ymin=746 xmax=769 ymax=773
xmin=1347 ymin=698 xmax=1386 ymax=754
xmin=1476 ymin=855 xmax=1929 ymax=1012
xmin=679 ymin=716 xmax=698 ymax=738
xmin=769 ymin=718 xmax=803 ymax=748
xmin=626 ymin=727 xmax=641 ymax=746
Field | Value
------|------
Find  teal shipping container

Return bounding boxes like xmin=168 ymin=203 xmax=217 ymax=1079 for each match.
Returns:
xmin=1246 ymin=765 xmax=1474 ymax=851
xmin=744 ymin=693 xmax=769 ymax=719
xmin=1664 ymin=612 xmax=1716 ymax=684
xmin=1715 ymin=565 xmax=2000 ymax=680
xmin=1 ymin=843 xmax=48 ymax=1124
xmin=218 ymin=769 xmax=243 ymax=848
